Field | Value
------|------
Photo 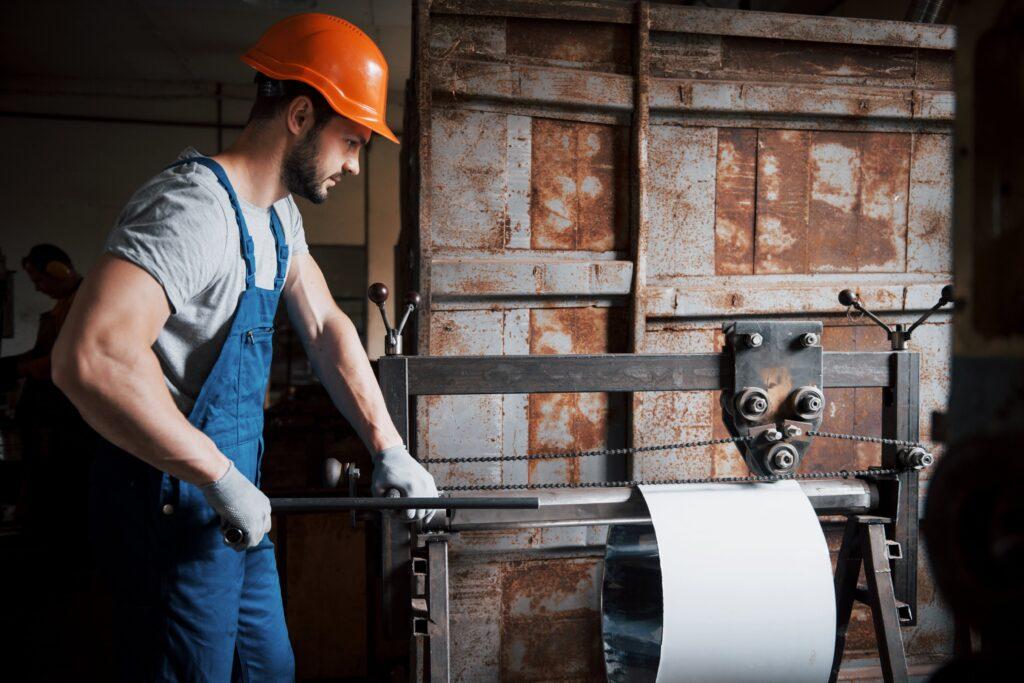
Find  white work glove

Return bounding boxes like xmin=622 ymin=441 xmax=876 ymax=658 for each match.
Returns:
xmin=201 ymin=461 xmax=272 ymax=551
xmin=372 ymin=444 xmax=439 ymax=523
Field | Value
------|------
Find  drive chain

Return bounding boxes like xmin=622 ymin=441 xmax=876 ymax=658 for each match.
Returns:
xmin=428 ymin=429 xmax=929 ymax=493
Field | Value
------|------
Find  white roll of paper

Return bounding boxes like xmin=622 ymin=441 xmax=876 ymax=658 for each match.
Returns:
xmin=603 ymin=481 xmax=836 ymax=682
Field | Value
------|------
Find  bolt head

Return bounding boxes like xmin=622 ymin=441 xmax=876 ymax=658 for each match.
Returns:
xmin=764 ymin=429 xmax=783 ymax=442
xmin=801 ymin=332 xmax=819 ymax=348
xmin=784 ymin=425 xmax=802 ymax=438
xmin=746 ymin=332 xmax=764 ymax=348
xmin=770 ymin=448 xmax=796 ymax=470
xmin=800 ymin=396 xmax=823 ymax=414
xmin=748 ymin=396 xmax=768 ymax=415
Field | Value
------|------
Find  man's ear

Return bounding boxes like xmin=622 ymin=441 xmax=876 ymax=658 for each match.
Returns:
xmin=285 ymin=95 xmax=314 ymax=136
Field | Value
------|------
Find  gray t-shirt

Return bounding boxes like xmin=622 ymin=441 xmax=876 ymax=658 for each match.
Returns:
xmin=106 ymin=148 xmax=309 ymax=414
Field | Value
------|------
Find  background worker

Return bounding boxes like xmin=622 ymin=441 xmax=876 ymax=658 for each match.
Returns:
xmin=0 ymin=243 xmax=92 ymax=537
xmin=52 ymin=14 xmax=436 ymax=681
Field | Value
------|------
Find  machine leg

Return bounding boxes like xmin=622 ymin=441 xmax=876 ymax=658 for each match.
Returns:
xmin=426 ymin=538 xmax=450 ymax=683
xmin=860 ymin=520 xmax=909 ymax=683
xmin=828 ymin=516 xmax=909 ymax=683
xmin=829 ymin=518 xmax=862 ymax=683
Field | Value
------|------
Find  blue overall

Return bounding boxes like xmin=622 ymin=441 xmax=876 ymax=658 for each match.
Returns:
xmin=91 ymin=157 xmax=294 ymax=682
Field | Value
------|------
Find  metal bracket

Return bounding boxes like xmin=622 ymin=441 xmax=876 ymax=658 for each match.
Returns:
xmin=722 ymin=321 xmax=825 ymax=476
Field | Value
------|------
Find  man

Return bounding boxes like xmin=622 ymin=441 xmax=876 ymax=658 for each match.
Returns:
xmin=53 ymin=14 xmax=437 ymax=681
xmin=2 ymin=245 xmax=92 ymax=536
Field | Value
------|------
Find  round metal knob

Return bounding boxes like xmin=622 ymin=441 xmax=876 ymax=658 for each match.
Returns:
xmin=404 ymin=291 xmax=422 ymax=307
xmin=368 ymin=282 xmax=389 ymax=305
xmin=838 ymin=289 xmax=859 ymax=307
xmin=940 ymin=284 xmax=955 ymax=305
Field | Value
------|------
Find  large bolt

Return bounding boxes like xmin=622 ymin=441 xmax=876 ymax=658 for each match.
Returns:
xmin=799 ymin=394 xmax=823 ymax=414
xmin=746 ymin=395 xmax=768 ymax=416
xmin=900 ymin=447 xmax=935 ymax=470
xmin=768 ymin=444 xmax=798 ymax=472
xmin=792 ymin=386 xmax=825 ymax=420
xmin=745 ymin=332 xmax=764 ymax=348
xmin=800 ymin=332 xmax=819 ymax=348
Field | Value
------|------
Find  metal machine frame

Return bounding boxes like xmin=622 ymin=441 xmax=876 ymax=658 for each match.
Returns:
xmin=376 ymin=338 xmax=922 ymax=682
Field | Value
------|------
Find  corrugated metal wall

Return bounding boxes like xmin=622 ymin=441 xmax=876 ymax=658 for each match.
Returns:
xmin=403 ymin=1 xmax=955 ymax=678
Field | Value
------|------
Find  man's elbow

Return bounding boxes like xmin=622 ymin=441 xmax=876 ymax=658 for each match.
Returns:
xmin=51 ymin=331 xmax=94 ymax=399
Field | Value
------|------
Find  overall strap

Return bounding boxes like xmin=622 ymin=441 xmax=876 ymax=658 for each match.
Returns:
xmin=268 ymin=208 xmax=289 ymax=292
xmin=166 ymin=156 xmax=257 ymax=289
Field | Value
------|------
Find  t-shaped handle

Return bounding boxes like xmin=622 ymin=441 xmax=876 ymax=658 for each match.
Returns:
xmin=368 ymin=283 xmax=420 ymax=356
xmin=838 ymin=285 xmax=954 ymax=350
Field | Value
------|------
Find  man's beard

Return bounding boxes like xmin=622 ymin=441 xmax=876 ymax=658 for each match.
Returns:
xmin=282 ymin=125 xmax=328 ymax=204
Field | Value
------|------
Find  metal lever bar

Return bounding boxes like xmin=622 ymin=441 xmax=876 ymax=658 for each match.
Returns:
xmin=223 ymin=495 xmax=539 ymax=544
xmin=838 ymin=286 xmax=953 ymax=351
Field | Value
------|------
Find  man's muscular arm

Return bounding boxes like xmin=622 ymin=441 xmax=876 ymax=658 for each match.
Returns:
xmin=283 ymin=252 xmax=402 ymax=453
xmin=52 ymin=254 xmax=230 ymax=485
xmin=283 ymin=253 xmax=437 ymax=519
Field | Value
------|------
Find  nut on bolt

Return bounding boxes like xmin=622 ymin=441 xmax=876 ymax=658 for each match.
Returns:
xmin=900 ymin=447 xmax=934 ymax=470
xmin=784 ymin=425 xmax=803 ymax=438
xmin=767 ymin=444 xmax=798 ymax=472
xmin=745 ymin=332 xmax=764 ymax=348
xmin=763 ymin=429 xmax=783 ymax=442
xmin=792 ymin=386 xmax=825 ymax=420
xmin=735 ymin=388 xmax=771 ymax=422
xmin=800 ymin=332 xmax=819 ymax=348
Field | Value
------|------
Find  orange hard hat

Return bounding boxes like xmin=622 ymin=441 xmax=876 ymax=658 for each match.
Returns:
xmin=241 ymin=13 xmax=398 ymax=143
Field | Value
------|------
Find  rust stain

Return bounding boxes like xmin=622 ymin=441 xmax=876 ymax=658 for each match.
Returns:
xmin=755 ymin=129 xmax=811 ymax=273
xmin=527 ymin=308 xmax=626 ymax=484
xmin=531 ymin=119 xmax=630 ymax=252
xmin=499 ymin=559 xmax=603 ymax=679
xmin=722 ymin=37 xmax=917 ymax=86
xmin=715 ymin=128 xmax=757 ymax=275
xmin=506 ymin=18 xmax=631 ymax=72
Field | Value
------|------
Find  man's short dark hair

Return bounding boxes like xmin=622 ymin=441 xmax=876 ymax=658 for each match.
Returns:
xmin=248 ymin=74 xmax=336 ymax=131
xmin=23 ymin=244 xmax=72 ymax=273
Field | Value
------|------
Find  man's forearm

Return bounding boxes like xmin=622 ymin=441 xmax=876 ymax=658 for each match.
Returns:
xmin=305 ymin=310 xmax=403 ymax=454
xmin=53 ymin=338 xmax=229 ymax=486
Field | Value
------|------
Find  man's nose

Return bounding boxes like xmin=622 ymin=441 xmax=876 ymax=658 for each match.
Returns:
xmin=343 ymin=157 xmax=360 ymax=177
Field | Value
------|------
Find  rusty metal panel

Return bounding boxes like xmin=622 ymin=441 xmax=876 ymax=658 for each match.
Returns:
xmin=506 ymin=17 xmax=631 ymax=72
xmin=646 ymin=125 xmax=717 ymax=282
xmin=530 ymin=119 xmax=630 ymax=251
xmin=527 ymin=308 xmax=627 ymax=485
xmin=499 ymin=558 xmax=604 ymax=680
xmin=409 ymin=1 xmax=957 ymax=678
xmin=908 ymin=134 xmax=953 ymax=273
xmin=808 ymin=131 xmax=910 ymax=273
xmin=431 ymin=109 xmax=508 ymax=249
xmin=714 ymin=128 xmax=757 ymax=275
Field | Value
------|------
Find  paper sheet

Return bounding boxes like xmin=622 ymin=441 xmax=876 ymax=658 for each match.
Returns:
xmin=604 ymin=481 xmax=835 ymax=682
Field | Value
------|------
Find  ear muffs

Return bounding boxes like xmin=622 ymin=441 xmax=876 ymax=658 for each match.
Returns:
xmin=45 ymin=261 xmax=73 ymax=281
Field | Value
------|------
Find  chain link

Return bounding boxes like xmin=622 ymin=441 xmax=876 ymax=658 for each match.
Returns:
xmin=420 ymin=435 xmax=753 ymax=465
xmin=427 ymin=428 xmax=929 ymax=493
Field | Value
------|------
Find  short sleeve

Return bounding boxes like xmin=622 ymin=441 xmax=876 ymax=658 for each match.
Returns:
xmin=106 ymin=176 xmax=230 ymax=313
xmin=283 ymin=195 xmax=309 ymax=257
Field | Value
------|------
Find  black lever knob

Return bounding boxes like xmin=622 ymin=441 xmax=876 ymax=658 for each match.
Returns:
xmin=838 ymin=289 xmax=859 ymax=307
xmin=940 ymin=284 xmax=955 ymax=305
xmin=368 ymin=282 xmax=389 ymax=306
xmin=404 ymin=291 xmax=422 ymax=308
